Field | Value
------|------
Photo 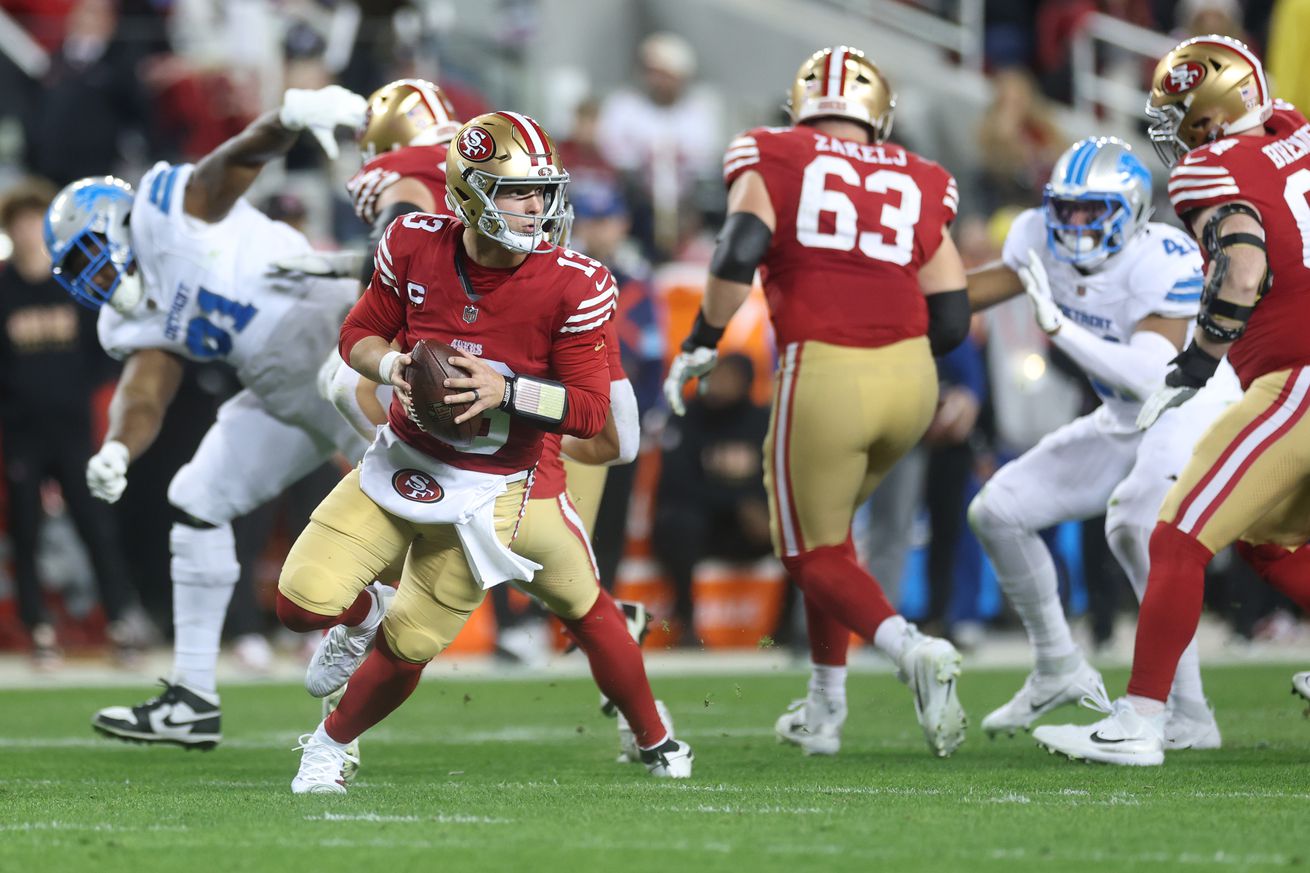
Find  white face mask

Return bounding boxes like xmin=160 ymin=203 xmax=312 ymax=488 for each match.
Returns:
xmin=109 ymin=271 xmax=144 ymax=314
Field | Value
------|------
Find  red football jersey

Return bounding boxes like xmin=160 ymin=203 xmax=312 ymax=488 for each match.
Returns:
xmin=1168 ymin=103 xmax=1310 ymax=387
xmin=723 ymin=125 xmax=958 ymax=349
xmin=346 ymin=143 xmax=449 ymax=225
xmin=339 ymin=214 xmax=615 ymax=475
xmin=531 ymin=321 xmax=627 ymax=500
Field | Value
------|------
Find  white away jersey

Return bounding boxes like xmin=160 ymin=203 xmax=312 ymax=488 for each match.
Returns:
xmin=1002 ymin=209 xmax=1208 ymax=418
xmin=97 ymin=162 xmax=311 ymax=367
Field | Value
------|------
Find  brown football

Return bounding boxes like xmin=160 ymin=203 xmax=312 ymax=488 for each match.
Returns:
xmin=405 ymin=339 xmax=482 ymax=446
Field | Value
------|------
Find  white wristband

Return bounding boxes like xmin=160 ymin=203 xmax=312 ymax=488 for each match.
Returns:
xmin=378 ymin=350 xmax=402 ymax=386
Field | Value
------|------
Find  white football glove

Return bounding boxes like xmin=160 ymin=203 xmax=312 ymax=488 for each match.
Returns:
xmin=279 ymin=85 xmax=368 ymax=160
xmin=1136 ymin=385 xmax=1198 ymax=430
xmin=663 ymin=346 xmax=718 ymax=417
xmin=86 ymin=441 xmax=130 ymax=503
xmin=1017 ymin=248 xmax=1062 ymax=334
xmin=265 ymin=251 xmax=365 ymax=281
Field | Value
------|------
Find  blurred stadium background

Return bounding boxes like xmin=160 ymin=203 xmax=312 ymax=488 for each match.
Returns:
xmin=0 ymin=0 xmax=1306 ymax=684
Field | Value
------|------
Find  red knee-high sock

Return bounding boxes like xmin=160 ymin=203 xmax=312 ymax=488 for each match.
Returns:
xmin=782 ymin=539 xmax=896 ymax=640
xmin=805 ymin=594 xmax=850 ymax=666
xmin=276 ymin=589 xmax=372 ymax=633
xmin=1126 ymin=522 xmax=1214 ymax=702
xmin=1236 ymin=541 xmax=1310 ymax=611
xmin=563 ymin=590 xmax=667 ymax=748
xmin=323 ymin=634 xmax=425 ymax=744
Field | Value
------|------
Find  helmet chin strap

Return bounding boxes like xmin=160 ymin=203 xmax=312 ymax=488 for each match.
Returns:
xmin=109 ymin=271 xmax=144 ymax=314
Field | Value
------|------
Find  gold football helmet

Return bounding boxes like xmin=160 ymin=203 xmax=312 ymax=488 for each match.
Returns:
xmin=445 ymin=111 xmax=570 ymax=253
xmin=358 ymin=79 xmax=460 ymax=161
xmin=787 ymin=46 xmax=895 ymax=143
xmin=1145 ymin=34 xmax=1271 ymax=166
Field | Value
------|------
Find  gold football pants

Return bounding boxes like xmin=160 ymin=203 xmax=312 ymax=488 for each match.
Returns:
xmin=1159 ymin=366 xmax=1310 ymax=552
xmin=510 ymin=490 xmax=603 ymax=620
xmin=764 ymin=337 xmax=938 ymax=557
xmin=278 ymin=469 xmax=528 ymax=663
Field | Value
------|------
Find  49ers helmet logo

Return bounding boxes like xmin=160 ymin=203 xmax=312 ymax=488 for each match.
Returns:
xmin=457 ymin=127 xmax=495 ymax=162
xmin=1163 ymin=61 xmax=1206 ymax=94
xmin=392 ymin=469 xmax=444 ymax=503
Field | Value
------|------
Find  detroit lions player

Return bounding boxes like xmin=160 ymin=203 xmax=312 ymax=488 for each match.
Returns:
xmin=45 ymin=85 xmax=370 ymax=749
xmin=965 ymin=137 xmax=1240 ymax=747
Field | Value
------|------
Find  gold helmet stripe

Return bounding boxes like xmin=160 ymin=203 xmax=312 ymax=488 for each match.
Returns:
xmin=498 ymin=111 xmax=552 ymax=168
xmin=824 ymin=46 xmax=848 ymax=98
xmin=1188 ymin=36 xmax=1268 ymax=105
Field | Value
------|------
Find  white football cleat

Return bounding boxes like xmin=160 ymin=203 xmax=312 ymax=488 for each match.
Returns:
xmin=774 ymin=696 xmax=846 ymax=756
xmin=1033 ymin=692 xmax=1166 ymax=766
xmin=981 ymin=658 xmax=1106 ymax=737
xmin=1292 ymin=672 xmax=1310 ymax=703
xmin=321 ymin=685 xmax=360 ymax=782
xmin=1164 ymin=698 xmax=1221 ymax=751
xmin=305 ymin=582 xmax=394 ymax=698
xmin=898 ymin=629 xmax=967 ymax=757
xmin=617 ymin=700 xmax=674 ymax=764
xmin=640 ymin=739 xmax=693 ymax=778
xmin=291 ymin=731 xmax=359 ymax=795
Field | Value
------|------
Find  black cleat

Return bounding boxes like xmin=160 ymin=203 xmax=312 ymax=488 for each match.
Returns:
xmin=92 ymin=680 xmax=221 ymax=750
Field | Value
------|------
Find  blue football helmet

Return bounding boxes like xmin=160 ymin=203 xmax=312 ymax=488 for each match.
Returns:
xmin=1043 ymin=137 xmax=1153 ymax=270
xmin=44 ymin=176 xmax=143 ymax=311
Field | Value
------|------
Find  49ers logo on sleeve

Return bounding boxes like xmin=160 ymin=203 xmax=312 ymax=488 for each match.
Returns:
xmin=457 ymin=127 xmax=495 ymax=162
xmin=392 ymin=469 xmax=444 ymax=503
xmin=1163 ymin=61 xmax=1207 ymax=94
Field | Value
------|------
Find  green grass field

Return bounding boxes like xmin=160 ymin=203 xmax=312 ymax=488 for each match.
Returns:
xmin=1 ymin=665 xmax=1307 ymax=873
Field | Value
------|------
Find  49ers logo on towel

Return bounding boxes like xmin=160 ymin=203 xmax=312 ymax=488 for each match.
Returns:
xmin=457 ymin=127 xmax=495 ymax=162
xmin=1163 ymin=61 xmax=1206 ymax=94
xmin=392 ymin=469 xmax=444 ymax=503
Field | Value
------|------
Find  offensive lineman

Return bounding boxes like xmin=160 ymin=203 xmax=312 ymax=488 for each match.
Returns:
xmin=282 ymin=112 xmax=692 ymax=793
xmin=44 ymin=85 xmax=370 ymax=749
xmin=1036 ymin=35 xmax=1310 ymax=765
xmin=664 ymin=46 xmax=972 ymax=757
xmin=965 ymin=136 xmax=1239 ymax=747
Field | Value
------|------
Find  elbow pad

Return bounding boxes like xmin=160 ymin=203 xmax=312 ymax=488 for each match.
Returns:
xmin=1198 ymin=203 xmax=1270 ymax=343
xmin=608 ymin=378 xmax=640 ymax=465
xmin=361 ymin=200 xmax=425 ymax=283
xmin=926 ymin=289 xmax=970 ymax=356
xmin=709 ymin=212 xmax=773 ymax=284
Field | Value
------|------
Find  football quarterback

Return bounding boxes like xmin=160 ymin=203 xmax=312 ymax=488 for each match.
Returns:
xmin=44 ymin=85 xmax=370 ymax=749
xmin=1035 ymin=36 xmax=1310 ymax=765
xmin=965 ymin=136 xmax=1240 ymax=747
xmin=665 ymin=46 xmax=971 ymax=758
xmin=282 ymin=112 xmax=692 ymax=793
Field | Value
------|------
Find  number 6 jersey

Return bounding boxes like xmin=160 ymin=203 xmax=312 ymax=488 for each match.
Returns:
xmin=724 ymin=125 xmax=958 ymax=349
xmin=97 ymin=161 xmax=315 ymax=368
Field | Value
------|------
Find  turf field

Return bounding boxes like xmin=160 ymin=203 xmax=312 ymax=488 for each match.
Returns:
xmin=1 ymin=665 xmax=1306 ymax=873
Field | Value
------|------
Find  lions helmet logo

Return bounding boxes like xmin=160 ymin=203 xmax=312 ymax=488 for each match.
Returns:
xmin=392 ymin=469 xmax=444 ymax=503
xmin=457 ymin=127 xmax=495 ymax=162
xmin=1163 ymin=61 xmax=1206 ymax=95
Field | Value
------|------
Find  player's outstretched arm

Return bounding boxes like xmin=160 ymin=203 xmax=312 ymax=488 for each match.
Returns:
xmin=665 ymin=170 xmax=774 ymax=416
xmin=965 ymin=261 xmax=1025 ymax=312
xmin=185 ymin=86 xmax=367 ymax=223
xmin=87 ymin=349 xmax=184 ymax=502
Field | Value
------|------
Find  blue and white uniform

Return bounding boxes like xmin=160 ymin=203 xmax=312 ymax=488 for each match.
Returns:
xmin=99 ymin=162 xmax=366 ymax=524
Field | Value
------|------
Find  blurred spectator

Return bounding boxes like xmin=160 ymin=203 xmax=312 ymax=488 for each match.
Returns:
xmin=1268 ymin=0 xmax=1310 ymax=112
xmin=653 ymin=354 xmax=771 ymax=644
xmin=0 ymin=178 xmax=139 ymax=664
xmin=1174 ymin=0 xmax=1249 ymax=42
xmin=24 ymin=0 xmax=154 ymax=184
xmin=558 ymin=98 xmax=618 ymax=185
xmin=597 ymin=32 xmax=721 ymax=260
xmin=976 ymin=68 xmax=1067 ymax=212
xmin=567 ymin=176 xmax=664 ymax=588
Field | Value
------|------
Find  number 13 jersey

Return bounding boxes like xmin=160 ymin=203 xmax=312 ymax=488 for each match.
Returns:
xmin=724 ymin=126 xmax=958 ymax=349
